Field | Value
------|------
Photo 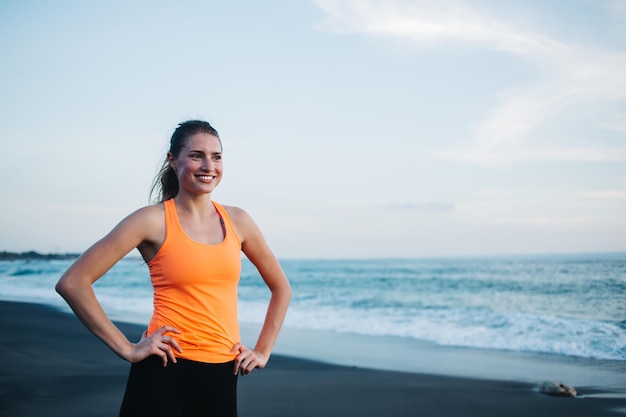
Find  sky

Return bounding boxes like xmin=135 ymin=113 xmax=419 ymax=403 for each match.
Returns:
xmin=1 ymin=0 xmax=625 ymax=259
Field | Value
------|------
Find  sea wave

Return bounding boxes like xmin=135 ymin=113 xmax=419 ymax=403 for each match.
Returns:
xmin=1 ymin=254 xmax=625 ymax=361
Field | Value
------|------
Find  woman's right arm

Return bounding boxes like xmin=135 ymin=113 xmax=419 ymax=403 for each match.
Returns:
xmin=55 ymin=206 xmax=182 ymax=366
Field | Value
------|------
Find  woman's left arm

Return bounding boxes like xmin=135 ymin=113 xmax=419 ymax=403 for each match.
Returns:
xmin=228 ymin=207 xmax=292 ymax=375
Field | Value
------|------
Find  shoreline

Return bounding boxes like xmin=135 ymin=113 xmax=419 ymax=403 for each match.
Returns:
xmin=254 ymin=324 xmax=626 ymax=390
xmin=37 ymin=299 xmax=626 ymax=389
xmin=1 ymin=300 xmax=625 ymax=416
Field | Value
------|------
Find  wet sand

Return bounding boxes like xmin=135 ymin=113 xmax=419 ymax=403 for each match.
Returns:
xmin=1 ymin=300 xmax=624 ymax=416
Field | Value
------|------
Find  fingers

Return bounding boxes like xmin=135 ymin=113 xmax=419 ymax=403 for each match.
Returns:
xmin=231 ymin=343 xmax=243 ymax=374
xmin=155 ymin=330 xmax=184 ymax=366
xmin=156 ymin=325 xmax=181 ymax=335
xmin=238 ymin=356 xmax=255 ymax=375
xmin=159 ymin=334 xmax=184 ymax=354
xmin=232 ymin=344 xmax=266 ymax=375
xmin=155 ymin=335 xmax=177 ymax=366
xmin=132 ymin=327 xmax=183 ymax=367
xmin=230 ymin=343 xmax=249 ymax=375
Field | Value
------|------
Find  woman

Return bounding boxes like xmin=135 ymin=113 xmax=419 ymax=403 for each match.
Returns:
xmin=56 ymin=120 xmax=292 ymax=416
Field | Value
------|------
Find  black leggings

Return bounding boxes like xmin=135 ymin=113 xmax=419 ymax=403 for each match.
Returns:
xmin=119 ymin=356 xmax=238 ymax=417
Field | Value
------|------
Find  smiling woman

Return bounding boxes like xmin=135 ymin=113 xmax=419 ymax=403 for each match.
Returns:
xmin=55 ymin=120 xmax=292 ymax=417
xmin=168 ymin=132 xmax=223 ymax=200
xmin=151 ymin=120 xmax=223 ymax=202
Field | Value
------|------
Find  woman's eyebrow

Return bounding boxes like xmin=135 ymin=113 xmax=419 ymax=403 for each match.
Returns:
xmin=188 ymin=149 xmax=221 ymax=155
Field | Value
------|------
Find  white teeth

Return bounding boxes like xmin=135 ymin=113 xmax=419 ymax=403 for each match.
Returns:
xmin=198 ymin=175 xmax=214 ymax=180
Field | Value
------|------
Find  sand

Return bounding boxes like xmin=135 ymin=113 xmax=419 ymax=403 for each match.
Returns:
xmin=1 ymin=300 xmax=624 ymax=416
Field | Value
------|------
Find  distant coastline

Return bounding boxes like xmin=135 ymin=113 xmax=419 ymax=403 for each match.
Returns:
xmin=0 ymin=251 xmax=80 ymax=261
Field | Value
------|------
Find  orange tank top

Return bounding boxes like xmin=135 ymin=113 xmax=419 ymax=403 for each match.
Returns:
xmin=147 ymin=198 xmax=242 ymax=363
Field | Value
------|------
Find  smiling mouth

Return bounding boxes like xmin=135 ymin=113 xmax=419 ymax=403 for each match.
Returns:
xmin=197 ymin=175 xmax=215 ymax=181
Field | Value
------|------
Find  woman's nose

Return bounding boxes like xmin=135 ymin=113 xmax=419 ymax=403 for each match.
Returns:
xmin=202 ymin=157 xmax=215 ymax=170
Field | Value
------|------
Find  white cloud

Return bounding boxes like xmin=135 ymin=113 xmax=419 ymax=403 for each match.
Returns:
xmin=578 ymin=190 xmax=626 ymax=200
xmin=313 ymin=0 xmax=626 ymax=164
xmin=378 ymin=201 xmax=455 ymax=211
xmin=434 ymin=145 xmax=626 ymax=165
xmin=313 ymin=0 xmax=563 ymax=56
xmin=598 ymin=108 xmax=626 ymax=133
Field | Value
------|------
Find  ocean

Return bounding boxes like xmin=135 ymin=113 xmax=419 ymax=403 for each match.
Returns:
xmin=1 ymin=253 xmax=625 ymax=364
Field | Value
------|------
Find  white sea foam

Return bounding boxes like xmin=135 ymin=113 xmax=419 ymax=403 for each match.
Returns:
xmin=1 ymin=253 xmax=625 ymax=361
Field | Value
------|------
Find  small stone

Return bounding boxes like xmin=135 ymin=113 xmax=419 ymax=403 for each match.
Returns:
xmin=539 ymin=380 xmax=577 ymax=397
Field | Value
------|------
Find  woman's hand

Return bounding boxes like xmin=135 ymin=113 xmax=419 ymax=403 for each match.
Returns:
xmin=231 ymin=343 xmax=268 ymax=375
xmin=129 ymin=326 xmax=183 ymax=367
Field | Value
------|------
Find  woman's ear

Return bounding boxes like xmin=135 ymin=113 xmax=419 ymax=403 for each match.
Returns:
xmin=167 ymin=152 xmax=176 ymax=171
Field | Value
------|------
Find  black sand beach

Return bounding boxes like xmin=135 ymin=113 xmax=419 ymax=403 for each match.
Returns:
xmin=1 ymin=300 xmax=625 ymax=417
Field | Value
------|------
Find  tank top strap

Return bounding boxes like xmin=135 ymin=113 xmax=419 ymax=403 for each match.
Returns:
xmin=163 ymin=199 xmax=178 ymax=232
xmin=212 ymin=201 xmax=242 ymax=248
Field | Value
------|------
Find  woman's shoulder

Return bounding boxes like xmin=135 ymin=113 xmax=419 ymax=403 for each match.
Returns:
xmin=219 ymin=204 xmax=257 ymax=239
xmin=219 ymin=204 xmax=251 ymax=223
xmin=120 ymin=203 xmax=165 ymax=229
xmin=133 ymin=202 xmax=165 ymax=218
xmin=122 ymin=204 xmax=166 ymax=261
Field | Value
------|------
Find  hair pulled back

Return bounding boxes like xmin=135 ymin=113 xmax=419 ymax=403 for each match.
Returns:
xmin=151 ymin=120 xmax=221 ymax=203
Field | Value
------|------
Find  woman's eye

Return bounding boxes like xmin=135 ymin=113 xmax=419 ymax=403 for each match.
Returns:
xmin=213 ymin=155 xmax=222 ymax=161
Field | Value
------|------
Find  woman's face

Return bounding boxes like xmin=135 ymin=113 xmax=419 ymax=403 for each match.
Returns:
xmin=169 ymin=133 xmax=223 ymax=196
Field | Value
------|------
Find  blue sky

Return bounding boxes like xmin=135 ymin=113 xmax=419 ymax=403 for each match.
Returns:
xmin=1 ymin=0 xmax=625 ymax=258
